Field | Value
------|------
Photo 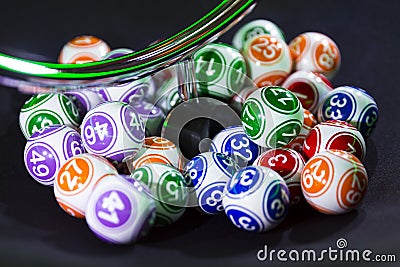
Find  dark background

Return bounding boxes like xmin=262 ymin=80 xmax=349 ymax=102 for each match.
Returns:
xmin=0 ymin=0 xmax=399 ymax=266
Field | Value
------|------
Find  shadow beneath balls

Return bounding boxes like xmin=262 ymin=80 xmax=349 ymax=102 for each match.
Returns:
xmin=364 ymin=138 xmax=378 ymax=179
xmin=140 ymin=208 xmax=284 ymax=259
xmin=285 ymin=204 xmax=364 ymax=245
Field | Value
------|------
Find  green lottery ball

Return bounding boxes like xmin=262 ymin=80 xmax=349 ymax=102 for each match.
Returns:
xmin=130 ymin=163 xmax=188 ymax=226
xmin=19 ymin=93 xmax=81 ymax=139
xmin=194 ymin=43 xmax=247 ymax=100
xmin=241 ymin=86 xmax=304 ymax=148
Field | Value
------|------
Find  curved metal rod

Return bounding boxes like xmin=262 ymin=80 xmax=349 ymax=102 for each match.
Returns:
xmin=0 ymin=0 xmax=257 ymax=90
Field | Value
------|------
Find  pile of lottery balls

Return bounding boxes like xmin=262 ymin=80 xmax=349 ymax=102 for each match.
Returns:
xmin=19 ymin=19 xmax=378 ymax=244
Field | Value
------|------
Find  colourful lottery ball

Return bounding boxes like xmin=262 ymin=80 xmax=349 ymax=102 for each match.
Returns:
xmin=183 ymin=152 xmax=239 ymax=214
xmin=24 ymin=125 xmax=85 ymax=186
xmin=301 ymin=150 xmax=368 ymax=214
xmin=229 ymin=86 xmax=257 ymax=114
xmin=194 ymin=43 xmax=247 ymax=100
xmin=58 ymin=35 xmax=110 ymax=64
xmin=253 ymin=148 xmax=305 ymax=205
xmin=210 ymin=126 xmax=264 ymax=167
xmin=81 ymin=101 xmax=145 ymax=163
xmin=130 ymin=163 xmax=188 ymax=226
xmin=223 ymin=166 xmax=290 ymax=232
xmin=129 ymin=136 xmax=183 ymax=171
xmin=98 ymin=77 xmax=156 ymax=104
xmin=131 ymin=101 xmax=165 ymax=136
xmin=232 ymin=19 xmax=285 ymax=51
xmin=243 ymin=34 xmax=292 ymax=88
xmin=282 ymin=70 xmax=333 ymax=114
xmin=85 ymin=174 xmax=156 ymax=244
xmin=317 ymin=85 xmax=379 ymax=137
xmin=102 ymin=48 xmax=134 ymax=60
xmin=19 ymin=93 xmax=81 ymax=139
xmin=54 ymin=153 xmax=118 ymax=218
xmin=303 ymin=120 xmax=366 ymax=161
xmin=65 ymin=90 xmax=104 ymax=118
xmin=289 ymin=32 xmax=341 ymax=79
xmin=284 ymin=109 xmax=317 ymax=153
xmin=241 ymin=86 xmax=304 ymax=148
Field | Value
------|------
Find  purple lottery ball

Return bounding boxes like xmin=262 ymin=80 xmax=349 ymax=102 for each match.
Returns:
xmin=81 ymin=102 xmax=145 ymax=163
xmin=24 ymin=125 xmax=85 ymax=186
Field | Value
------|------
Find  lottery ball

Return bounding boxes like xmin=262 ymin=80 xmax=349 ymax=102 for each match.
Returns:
xmin=98 ymin=77 xmax=156 ymax=104
xmin=253 ymin=148 xmax=305 ymax=205
xmin=65 ymin=90 xmax=104 ymax=118
xmin=131 ymin=101 xmax=165 ymax=136
xmin=282 ymin=70 xmax=333 ymax=114
xmin=317 ymin=85 xmax=379 ymax=137
xmin=210 ymin=125 xmax=264 ymax=167
xmin=194 ymin=43 xmax=247 ymax=100
xmin=102 ymin=48 xmax=134 ymax=60
xmin=130 ymin=163 xmax=188 ymax=226
xmin=302 ymin=120 xmax=366 ymax=161
xmin=183 ymin=152 xmax=239 ymax=214
xmin=243 ymin=34 xmax=292 ymax=88
xmin=19 ymin=93 xmax=81 ymax=139
xmin=24 ymin=125 xmax=85 ymax=186
xmin=301 ymin=150 xmax=368 ymax=214
xmin=232 ymin=19 xmax=285 ymax=51
xmin=58 ymin=35 xmax=110 ymax=64
xmin=241 ymin=86 xmax=304 ymax=148
xmin=81 ymin=101 xmax=145 ymax=163
xmin=85 ymin=174 xmax=156 ymax=244
xmin=285 ymin=109 xmax=317 ymax=153
xmin=129 ymin=136 xmax=183 ymax=171
xmin=223 ymin=166 xmax=290 ymax=232
xmin=54 ymin=153 xmax=118 ymax=218
xmin=289 ymin=32 xmax=341 ymax=79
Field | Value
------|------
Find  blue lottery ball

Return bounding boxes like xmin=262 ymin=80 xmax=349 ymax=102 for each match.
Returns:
xmin=183 ymin=152 xmax=239 ymax=214
xmin=223 ymin=166 xmax=290 ymax=232
xmin=318 ymin=86 xmax=378 ymax=137
xmin=210 ymin=125 xmax=265 ymax=167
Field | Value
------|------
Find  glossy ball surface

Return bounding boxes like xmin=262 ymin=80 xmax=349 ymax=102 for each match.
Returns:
xmin=232 ymin=19 xmax=285 ymax=51
xmin=302 ymin=120 xmax=366 ymax=161
xmin=223 ymin=166 xmax=290 ymax=232
xmin=253 ymin=148 xmax=305 ymax=205
xmin=24 ymin=125 xmax=85 ymax=186
xmin=81 ymin=101 xmax=145 ymax=163
xmin=129 ymin=136 xmax=183 ymax=171
xmin=282 ymin=70 xmax=333 ymax=114
xmin=58 ymin=35 xmax=110 ymax=64
xmin=285 ymin=109 xmax=317 ymax=153
xmin=241 ymin=86 xmax=304 ymax=148
xmin=194 ymin=43 xmax=247 ymax=100
xmin=19 ymin=93 xmax=81 ymax=139
xmin=85 ymin=174 xmax=156 ymax=244
xmin=130 ymin=163 xmax=188 ymax=226
xmin=318 ymin=85 xmax=379 ymax=137
xmin=183 ymin=152 xmax=239 ymax=214
xmin=210 ymin=125 xmax=264 ymax=167
xmin=301 ymin=150 xmax=368 ymax=214
xmin=54 ymin=153 xmax=118 ymax=218
xmin=243 ymin=34 xmax=292 ymax=87
xmin=289 ymin=32 xmax=341 ymax=79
